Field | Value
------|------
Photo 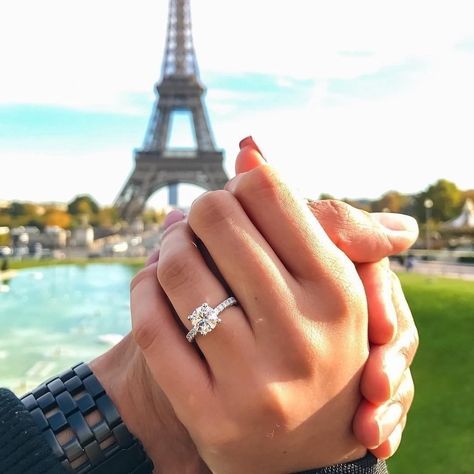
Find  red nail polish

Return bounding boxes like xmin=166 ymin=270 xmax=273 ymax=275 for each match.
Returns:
xmin=239 ymin=136 xmax=253 ymax=149
xmin=238 ymin=136 xmax=266 ymax=161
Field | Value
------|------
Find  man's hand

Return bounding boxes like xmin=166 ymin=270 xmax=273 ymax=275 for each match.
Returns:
xmin=237 ymin=137 xmax=419 ymax=459
xmin=90 ymin=303 xmax=210 ymax=474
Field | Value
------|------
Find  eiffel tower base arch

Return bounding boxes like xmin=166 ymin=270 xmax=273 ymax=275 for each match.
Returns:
xmin=116 ymin=149 xmax=228 ymax=221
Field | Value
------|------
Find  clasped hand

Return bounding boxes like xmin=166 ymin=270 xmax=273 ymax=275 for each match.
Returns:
xmin=128 ymin=142 xmax=419 ymax=473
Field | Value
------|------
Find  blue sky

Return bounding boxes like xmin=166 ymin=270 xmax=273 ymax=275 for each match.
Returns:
xmin=1 ymin=0 xmax=474 ymax=207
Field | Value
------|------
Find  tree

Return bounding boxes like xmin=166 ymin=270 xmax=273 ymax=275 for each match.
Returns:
xmin=318 ymin=193 xmax=335 ymax=201
xmin=142 ymin=209 xmax=166 ymax=225
xmin=43 ymin=210 xmax=71 ymax=229
xmin=0 ymin=215 xmax=12 ymax=228
xmin=9 ymin=202 xmax=27 ymax=217
xmin=372 ymin=191 xmax=411 ymax=213
xmin=68 ymin=195 xmax=99 ymax=216
xmin=463 ymin=189 xmax=474 ymax=203
xmin=342 ymin=198 xmax=371 ymax=212
xmin=0 ymin=228 xmax=10 ymax=247
xmin=8 ymin=202 xmax=41 ymax=218
xmin=414 ymin=179 xmax=463 ymax=223
xmin=95 ymin=207 xmax=120 ymax=228
xmin=4 ymin=202 xmax=43 ymax=228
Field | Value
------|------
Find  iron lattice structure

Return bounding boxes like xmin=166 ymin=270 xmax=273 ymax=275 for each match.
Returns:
xmin=115 ymin=0 xmax=227 ymax=220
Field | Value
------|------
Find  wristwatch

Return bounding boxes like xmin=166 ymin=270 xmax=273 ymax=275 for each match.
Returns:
xmin=20 ymin=362 xmax=154 ymax=474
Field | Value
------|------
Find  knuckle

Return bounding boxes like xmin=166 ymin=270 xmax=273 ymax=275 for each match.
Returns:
xmin=189 ymin=190 xmax=236 ymax=233
xmin=232 ymin=165 xmax=282 ymax=202
xmin=309 ymin=199 xmax=359 ymax=227
xmin=324 ymin=200 xmax=364 ymax=241
xmin=157 ymin=248 xmax=196 ymax=292
xmin=393 ymin=370 xmax=414 ymax=408
xmin=160 ymin=220 xmax=189 ymax=242
xmin=397 ymin=339 xmax=412 ymax=367
xmin=411 ymin=326 xmax=420 ymax=354
xmin=326 ymin=269 xmax=367 ymax=323
xmin=389 ymin=270 xmax=402 ymax=289
xmin=253 ymin=385 xmax=290 ymax=427
xmin=132 ymin=308 xmax=160 ymax=353
xmin=399 ymin=322 xmax=419 ymax=365
xmin=130 ymin=264 xmax=157 ymax=293
xmin=325 ymin=199 xmax=353 ymax=220
xmin=390 ymin=271 xmax=419 ymax=358
xmin=390 ymin=271 xmax=408 ymax=302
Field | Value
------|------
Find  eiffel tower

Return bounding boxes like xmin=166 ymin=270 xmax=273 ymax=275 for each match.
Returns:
xmin=115 ymin=0 xmax=228 ymax=221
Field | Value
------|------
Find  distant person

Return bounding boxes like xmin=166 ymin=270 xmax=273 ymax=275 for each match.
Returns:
xmin=405 ymin=254 xmax=416 ymax=272
xmin=1 ymin=257 xmax=8 ymax=272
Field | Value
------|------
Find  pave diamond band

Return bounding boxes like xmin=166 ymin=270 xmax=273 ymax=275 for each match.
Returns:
xmin=186 ymin=297 xmax=238 ymax=342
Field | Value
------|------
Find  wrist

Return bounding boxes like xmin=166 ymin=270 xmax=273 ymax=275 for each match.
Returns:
xmin=90 ymin=333 xmax=208 ymax=473
xmin=20 ymin=361 xmax=152 ymax=473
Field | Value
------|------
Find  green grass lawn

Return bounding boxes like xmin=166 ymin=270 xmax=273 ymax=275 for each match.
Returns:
xmin=388 ymin=274 xmax=474 ymax=474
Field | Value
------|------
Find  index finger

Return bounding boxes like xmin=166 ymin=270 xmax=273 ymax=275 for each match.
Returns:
xmin=131 ymin=264 xmax=212 ymax=415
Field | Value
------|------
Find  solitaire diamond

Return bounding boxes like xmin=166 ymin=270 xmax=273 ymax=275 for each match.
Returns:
xmin=188 ymin=303 xmax=221 ymax=336
xmin=186 ymin=297 xmax=237 ymax=342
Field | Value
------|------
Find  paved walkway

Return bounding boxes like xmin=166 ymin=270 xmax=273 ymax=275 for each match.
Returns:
xmin=391 ymin=260 xmax=474 ymax=281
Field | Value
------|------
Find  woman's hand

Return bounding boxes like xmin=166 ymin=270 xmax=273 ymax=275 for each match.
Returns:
xmin=133 ymin=164 xmax=373 ymax=474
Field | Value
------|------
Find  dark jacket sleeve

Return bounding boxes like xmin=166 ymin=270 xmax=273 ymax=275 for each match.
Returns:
xmin=296 ymin=452 xmax=388 ymax=474
xmin=0 ymin=388 xmax=66 ymax=474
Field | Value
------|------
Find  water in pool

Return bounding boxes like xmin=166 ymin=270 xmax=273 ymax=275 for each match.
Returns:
xmin=0 ymin=264 xmax=138 ymax=395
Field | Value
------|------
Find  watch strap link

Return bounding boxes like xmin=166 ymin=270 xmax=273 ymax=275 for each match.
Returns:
xmin=20 ymin=363 xmax=154 ymax=474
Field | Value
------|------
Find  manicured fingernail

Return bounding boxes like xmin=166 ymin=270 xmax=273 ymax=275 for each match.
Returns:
xmin=238 ymin=136 xmax=267 ymax=161
xmin=383 ymin=353 xmax=406 ymax=397
xmin=163 ymin=209 xmax=185 ymax=230
xmin=146 ymin=249 xmax=160 ymax=266
xmin=378 ymin=403 xmax=403 ymax=444
xmin=374 ymin=213 xmax=419 ymax=234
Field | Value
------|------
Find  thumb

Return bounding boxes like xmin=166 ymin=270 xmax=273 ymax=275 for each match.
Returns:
xmin=232 ymin=137 xmax=419 ymax=261
xmin=308 ymin=200 xmax=419 ymax=262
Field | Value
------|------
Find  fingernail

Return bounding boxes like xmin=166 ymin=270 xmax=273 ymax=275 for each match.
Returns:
xmin=146 ymin=249 xmax=160 ymax=266
xmin=378 ymin=403 xmax=403 ymax=444
xmin=383 ymin=354 xmax=406 ymax=397
xmin=163 ymin=209 xmax=185 ymax=230
xmin=238 ymin=136 xmax=267 ymax=161
xmin=374 ymin=213 xmax=419 ymax=234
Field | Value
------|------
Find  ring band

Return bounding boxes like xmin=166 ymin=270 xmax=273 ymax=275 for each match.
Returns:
xmin=186 ymin=297 xmax=238 ymax=342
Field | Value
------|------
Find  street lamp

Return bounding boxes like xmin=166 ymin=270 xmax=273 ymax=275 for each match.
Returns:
xmin=424 ymin=198 xmax=433 ymax=250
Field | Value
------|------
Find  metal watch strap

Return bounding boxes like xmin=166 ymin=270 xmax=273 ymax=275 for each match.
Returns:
xmin=20 ymin=362 xmax=154 ymax=474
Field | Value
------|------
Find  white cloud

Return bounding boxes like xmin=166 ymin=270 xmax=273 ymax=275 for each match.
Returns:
xmin=2 ymin=0 xmax=474 ymax=109
xmin=212 ymin=48 xmax=474 ymax=200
